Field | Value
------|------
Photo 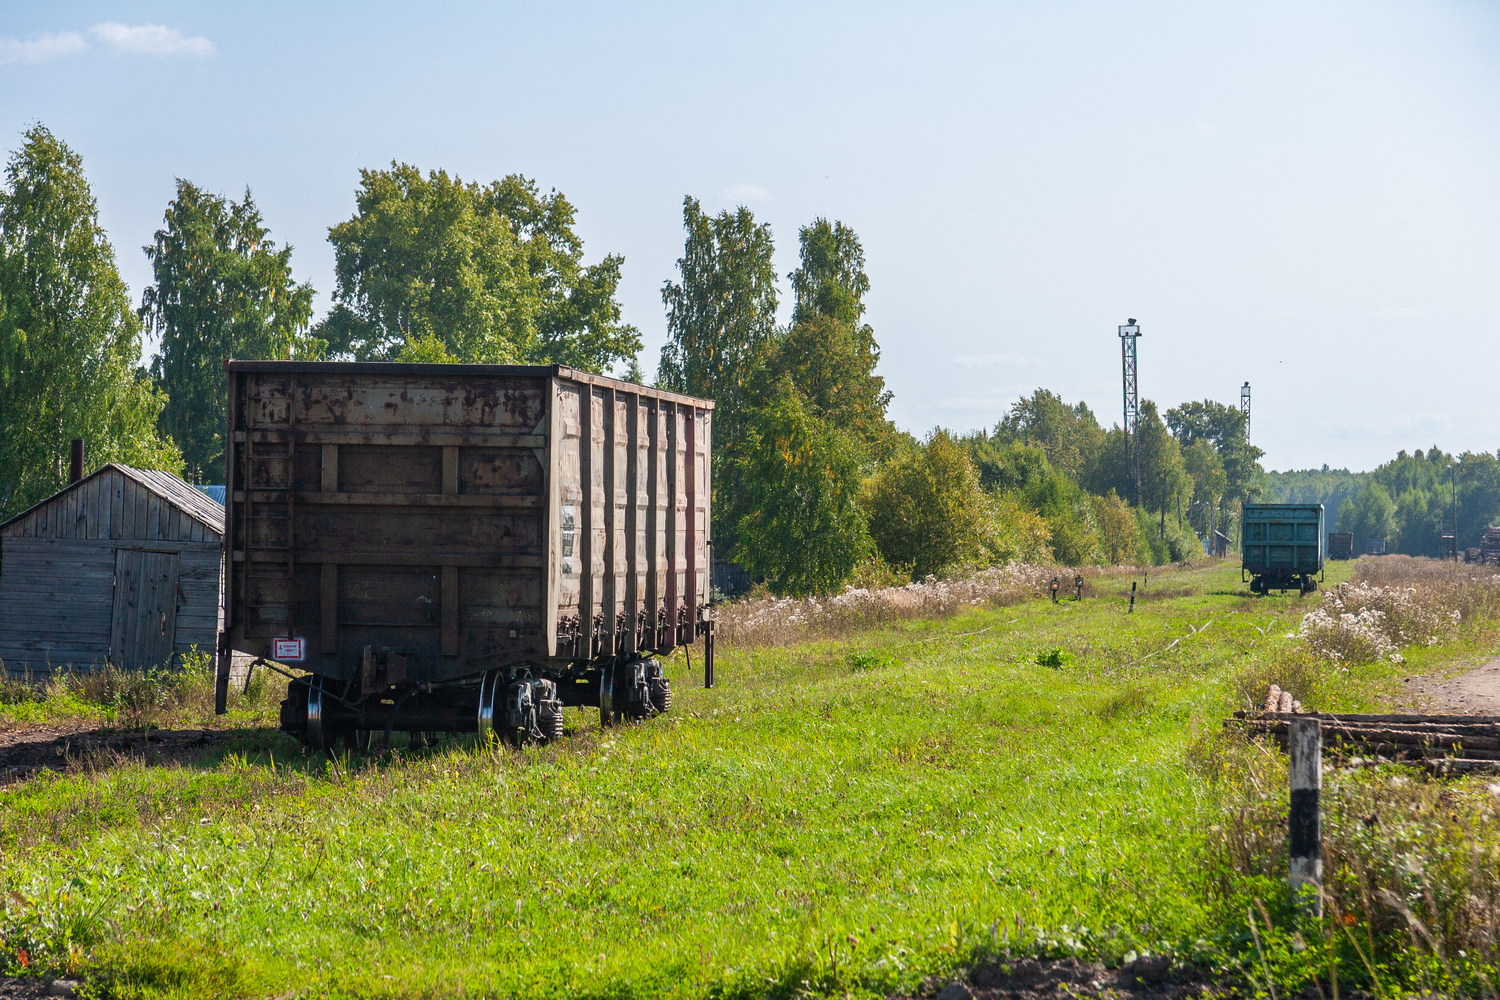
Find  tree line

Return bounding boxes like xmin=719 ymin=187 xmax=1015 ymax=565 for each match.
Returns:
xmin=0 ymin=123 xmax=1270 ymax=594
xmin=1270 ymin=449 xmax=1500 ymax=558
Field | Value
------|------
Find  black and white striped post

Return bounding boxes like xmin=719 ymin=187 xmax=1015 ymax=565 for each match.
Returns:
xmin=1288 ymin=716 xmax=1322 ymax=915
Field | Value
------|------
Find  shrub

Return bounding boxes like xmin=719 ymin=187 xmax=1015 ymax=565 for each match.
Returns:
xmin=1299 ymin=580 xmax=1461 ymax=663
xmin=1089 ymin=490 xmax=1139 ymax=566
xmin=732 ymin=382 xmax=871 ymax=596
xmin=991 ymin=492 xmax=1052 ymax=565
xmin=864 ymin=430 xmax=993 ymax=578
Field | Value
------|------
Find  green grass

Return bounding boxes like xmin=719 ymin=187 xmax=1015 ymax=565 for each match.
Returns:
xmin=0 ymin=560 xmax=1494 ymax=998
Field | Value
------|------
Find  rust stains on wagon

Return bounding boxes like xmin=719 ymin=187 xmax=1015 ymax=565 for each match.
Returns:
xmin=216 ymin=360 xmax=715 ymax=750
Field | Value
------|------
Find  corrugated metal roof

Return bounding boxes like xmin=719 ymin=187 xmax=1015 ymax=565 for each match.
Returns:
xmin=196 ymin=485 xmax=227 ymax=505
xmin=0 ymin=464 xmax=224 ymax=536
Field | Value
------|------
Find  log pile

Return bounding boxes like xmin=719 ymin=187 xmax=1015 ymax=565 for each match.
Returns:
xmin=1262 ymin=684 xmax=1304 ymax=714
xmin=1482 ymin=526 xmax=1500 ymax=566
xmin=1229 ymin=711 xmax=1500 ymax=775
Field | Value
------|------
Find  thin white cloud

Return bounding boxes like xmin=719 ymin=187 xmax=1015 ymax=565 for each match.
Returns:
xmin=722 ymin=183 xmax=772 ymax=203
xmin=0 ymin=23 xmax=213 ymax=66
xmin=0 ymin=31 xmax=88 ymax=66
xmin=89 ymin=23 xmax=213 ymax=58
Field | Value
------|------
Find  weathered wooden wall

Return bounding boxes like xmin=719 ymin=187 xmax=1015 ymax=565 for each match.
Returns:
xmin=0 ymin=466 xmax=225 ymax=676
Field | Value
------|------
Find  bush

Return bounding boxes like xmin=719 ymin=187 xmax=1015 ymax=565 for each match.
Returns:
xmin=1023 ymin=468 xmax=1100 ymax=565
xmin=1089 ymin=490 xmax=1138 ymax=565
xmin=732 ymin=383 xmax=871 ymax=596
xmin=991 ymin=492 xmax=1052 ymax=564
xmin=1299 ymin=580 xmax=1462 ymax=663
xmin=864 ymin=430 xmax=993 ymax=579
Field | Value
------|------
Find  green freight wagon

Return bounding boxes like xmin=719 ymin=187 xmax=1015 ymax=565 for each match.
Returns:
xmin=1241 ymin=503 xmax=1324 ymax=595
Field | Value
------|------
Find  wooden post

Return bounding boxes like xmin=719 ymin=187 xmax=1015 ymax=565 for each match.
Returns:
xmin=1128 ymin=581 xmax=1137 ymax=613
xmin=1289 ymin=716 xmax=1322 ymax=915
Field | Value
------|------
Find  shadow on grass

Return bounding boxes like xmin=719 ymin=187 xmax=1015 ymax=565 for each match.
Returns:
xmin=0 ymin=724 xmax=302 ymax=779
xmin=0 ymin=720 xmax=513 ymax=785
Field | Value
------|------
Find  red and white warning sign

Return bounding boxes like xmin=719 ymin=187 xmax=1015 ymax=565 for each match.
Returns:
xmin=273 ymin=637 xmax=306 ymax=661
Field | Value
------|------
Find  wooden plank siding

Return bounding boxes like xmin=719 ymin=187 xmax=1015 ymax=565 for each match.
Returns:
xmin=0 ymin=466 xmax=226 ymax=677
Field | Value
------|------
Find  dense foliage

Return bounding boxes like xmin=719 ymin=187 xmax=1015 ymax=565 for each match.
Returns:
xmin=0 ymin=126 xmax=180 ymax=518
xmin=317 ymin=165 xmax=640 ymax=370
xmin=140 ymin=181 xmax=318 ymax=480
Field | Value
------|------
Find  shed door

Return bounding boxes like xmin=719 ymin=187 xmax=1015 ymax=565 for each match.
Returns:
xmin=110 ymin=550 xmax=181 ymax=669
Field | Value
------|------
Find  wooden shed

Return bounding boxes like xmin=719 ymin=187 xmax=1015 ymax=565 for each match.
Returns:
xmin=0 ymin=465 xmax=225 ymax=676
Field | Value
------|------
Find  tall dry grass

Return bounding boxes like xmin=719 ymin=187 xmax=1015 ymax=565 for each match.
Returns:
xmin=1199 ymin=731 xmax=1500 ymax=988
xmin=1296 ymin=556 xmax=1500 ymax=664
xmin=713 ymin=562 xmax=1141 ymax=647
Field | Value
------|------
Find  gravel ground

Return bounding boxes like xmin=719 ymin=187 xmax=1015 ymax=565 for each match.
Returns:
xmin=1409 ymin=655 xmax=1500 ymax=715
xmin=0 ymin=975 xmax=66 ymax=998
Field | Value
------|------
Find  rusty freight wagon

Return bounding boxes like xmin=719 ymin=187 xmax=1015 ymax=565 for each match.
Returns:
xmin=215 ymin=361 xmax=715 ymax=749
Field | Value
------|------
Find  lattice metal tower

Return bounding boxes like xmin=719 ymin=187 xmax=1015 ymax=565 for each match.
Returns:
xmin=1240 ymin=381 xmax=1251 ymax=435
xmin=1119 ymin=319 xmax=1142 ymax=502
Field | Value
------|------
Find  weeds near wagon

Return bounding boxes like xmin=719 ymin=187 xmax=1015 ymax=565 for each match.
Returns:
xmin=1294 ymin=557 xmax=1500 ymax=665
xmin=0 ymin=651 xmax=285 ymax=727
xmin=714 ymin=561 xmax=1140 ymax=647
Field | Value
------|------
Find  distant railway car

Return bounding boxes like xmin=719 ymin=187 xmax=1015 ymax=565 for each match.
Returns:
xmin=1241 ymin=503 xmax=1324 ymax=595
xmin=216 ymin=361 xmax=716 ymax=749
xmin=1327 ymin=531 xmax=1354 ymax=561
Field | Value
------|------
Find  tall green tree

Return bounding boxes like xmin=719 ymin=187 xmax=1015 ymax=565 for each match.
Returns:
xmin=317 ymin=165 xmax=640 ymax=370
xmin=1181 ymin=438 xmax=1227 ymax=536
xmin=0 ymin=125 xmax=180 ymax=518
xmin=1338 ymin=481 xmax=1398 ymax=552
xmin=995 ymin=389 xmax=1106 ymax=485
xmin=732 ymin=381 xmax=870 ymax=596
xmin=789 ymin=217 xmax=868 ymax=327
xmin=140 ymin=181 xmax=317 ymax=480
xmin=759 ymin=218 xmax=894 ymax=457
xmin=1137 ymin=401 xmax=1191 ymax=536
xmin=1165 ymin=398 xmax=1265 ymax=503
xmin=657 ymin=196 xmax=779 ymax=441
xmin=658 ymin=197 xmax=779 ymax=550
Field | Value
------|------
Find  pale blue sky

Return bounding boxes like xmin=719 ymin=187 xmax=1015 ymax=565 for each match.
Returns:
xmin=4 ymin=2 xmax=1498 ymax=472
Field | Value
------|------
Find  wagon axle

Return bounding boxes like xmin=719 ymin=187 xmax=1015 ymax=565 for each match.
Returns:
xmin=279 ymin=655 xmax=674 ymax=751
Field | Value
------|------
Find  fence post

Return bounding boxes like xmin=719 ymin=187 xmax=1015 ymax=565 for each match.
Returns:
xmin=1289 ymin=716 xmax=1322 ymax=915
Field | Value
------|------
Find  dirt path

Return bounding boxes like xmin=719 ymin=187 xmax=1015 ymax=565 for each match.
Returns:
xmin=0 ymin=722 xmax=231 ymax=784
xmin=1410 ymin=655 xmax=1500 ymax=714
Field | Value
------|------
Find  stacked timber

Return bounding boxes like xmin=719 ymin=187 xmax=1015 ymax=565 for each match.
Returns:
xmin=1229 ymin=711 xmax=1500 ymax=775
xmin=1481 ymin=526 xmax=1500 ymax=566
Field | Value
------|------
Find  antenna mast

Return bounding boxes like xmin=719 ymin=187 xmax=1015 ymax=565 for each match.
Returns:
xmin=1240 ymin=381 xmax=1251 ymax=435
xmin=1119 ymin=319 xmax=1141 ymax=502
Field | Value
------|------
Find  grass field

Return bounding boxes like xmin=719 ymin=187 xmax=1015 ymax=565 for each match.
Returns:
xmin=2 ymin=558 xmax=1498 ymax=999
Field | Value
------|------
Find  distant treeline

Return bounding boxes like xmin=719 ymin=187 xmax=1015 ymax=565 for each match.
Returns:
xmin=1269 ymin=450 xmax=1500 ymax=557
xmin=0 ymin=123 xmax=1273 ymax=595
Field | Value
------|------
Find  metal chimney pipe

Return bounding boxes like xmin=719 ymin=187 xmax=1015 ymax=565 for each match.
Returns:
xmin=69 ymin=438 xmax=85 ymax=483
